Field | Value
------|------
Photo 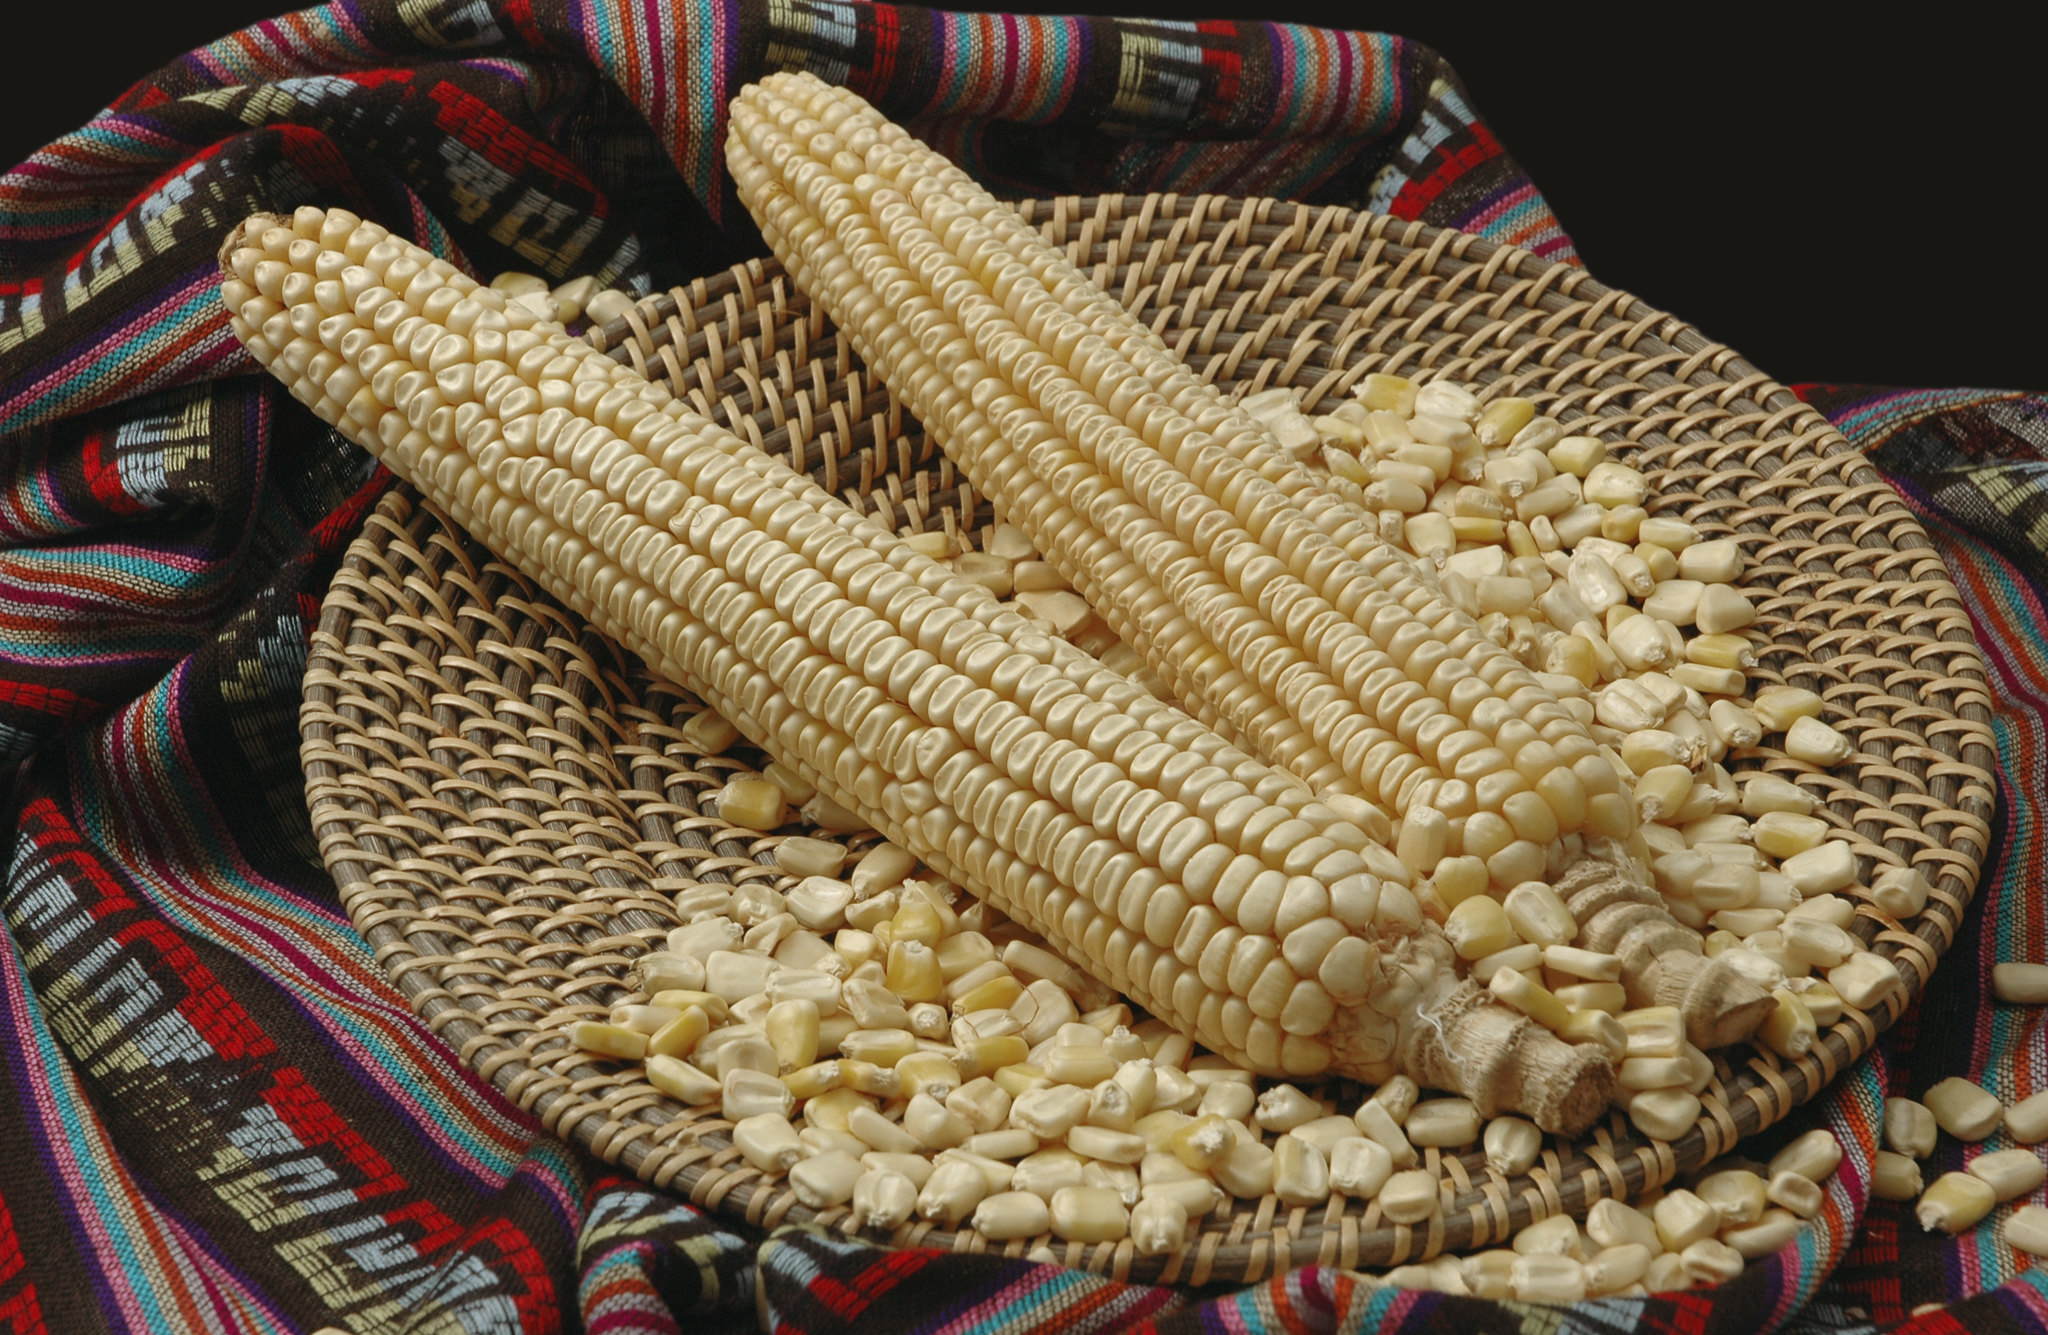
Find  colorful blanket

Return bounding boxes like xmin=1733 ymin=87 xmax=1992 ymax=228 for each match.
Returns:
xmin=1 ymin=3 xmax=2041 ymax=1331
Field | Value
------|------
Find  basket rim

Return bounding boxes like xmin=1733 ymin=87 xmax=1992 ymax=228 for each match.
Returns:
xmin=301 ymin=191 xmax=1996 ymax=1285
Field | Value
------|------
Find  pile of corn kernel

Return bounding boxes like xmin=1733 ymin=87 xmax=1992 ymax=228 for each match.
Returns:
xmin=525 ymin=280 xmax=1906 ymax=1291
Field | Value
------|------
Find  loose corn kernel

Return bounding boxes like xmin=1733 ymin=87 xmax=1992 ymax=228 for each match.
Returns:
xmin=1584 ymin=1243 xmax=1653 ymax=1295
xmin=1560 ymin=1008 xmax=1628 ymax=1062
xmin=1873 ymin=1151 xmax=1924 ymax=1202
xmin=790 ymin=1150 xmax=863 ymax=1208
xmin=1994 ymin=963 xmax=2048 ymax=1005
xmin=1587 ymin=1198 xmax=1662 ymax=1252
xmin=1377 ymin=1168 xmax=1441 ymax=1224
xmin=718 ymin=778 xmax=787 ymax=830
xmin=1330 ymin=1136 xmax=1396 ymax=1198
xmin=733 ymin=1113 xmax=804 ymax=1172
xmin=805 ymin=1088 xmax=874 ymax=1133
xmin=918 ymin=1161 xmax=990 ymax=1225
xmin=1273 ymin=1135 xmax=1332 ymax=1205
xmin=1213 ymin=1140 xmax=1277 ymax=1200
xmin=973 ymin=1189 xmax=1052 ymax=1240
xmin=648 ymin=1006 xmax=713 ymax=1059
xmin=961 ymin=1129 xmax=1036 ymax=1161
xmin=1082 ymin=1160 xmax=1140 ymax=1208
xmin=783 ymin=1060 xmax=844 ymax=1100
xmin=1916 ymin=1172 xmax=1996 ymax=1234
xmin=1828 ymin=952 xmax=1902 ymax=1012
xmin=1628 ymin=1088 xmax=1703 ymax=1141
xmin=1042 ymin=1045 xmax=1118 ymax=1087
xmin=1760 ymin=990 xmax=1817 ymax=1059
xmin=1885 ymin=1097 xmax=1939 ymax=1157
xmin=1681 ymin=1238 xmax=1744 ymax=1284
xmin=847 ymin=1105 xmax=921 ymax=1154
xmin=2008 ymin=1092 xmax=2048 ymax=1145
xmin=1653 ymin=1190 xmax=1720 ymax=1251
xmin=852 ymin=1168 xmax=919 ymax=1230
xmin=1782 ymin=843 xmax=1857 ymax=897
xmin=1513 ymin=1213 xmax=1584 ymax=1258
xmin=1556 ymin=982 xmax=1628 ymax=1014
xmin=1066 ymin=1126 xmax=1146 ymax=1165
xmin=1968 ymin=1148 xmax=2047 ymax=1201
xmin=1766 ymin=1170 xmax=1824 ymax=1218
xmin=647 ymin=1054 xmax=720 ymax=1105
xmin=570 ymin=1020 xmax=648 ymax=1062
xmin=1871 ymin=866 xmax=1932 ymax=918
xmin=775 ymin=837 xmax=847 ymax=879
xmin=1769 ymin=1129 xmax=1845 ymax=1183
xmin=1491 ymin=969 xmax=1572 ymax=1032
xmin=1445 ymin=896 xmax=1518 ymax=960
xmin=1510 ymin=1254 xmax=1587 ymax=1303
xmin=904 ymin=1094 xmax=973 ymax=1151
xmin=1484 ymin=1116 xmax=1544 ymax=1175
xmin=1753 ymin=812 xmax=1829 ymax=859
xmin=1783 ymin=716 xmax=1853 ymax=767
xmin=2006 ymin=1204 xmax=2048 ymax=1256
xmin=1696 ymin=1169 xmax=1767 ymax=1227
xmin=1130 ymin=1195 xmax=1189 ymax=1255
xmin=1462 ymin=1249 xmax=1519 ymax=1300
xmin=766 ymin=999 xmax=820 ymax=1070
xmin=1620 ymin=1007 xmax=1685 ymax=1059
xmin=1405 ymin=1098 xmax=1481 ymax=1148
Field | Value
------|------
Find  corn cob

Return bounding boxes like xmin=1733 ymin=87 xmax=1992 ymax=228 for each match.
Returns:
xmin=723 ymin=73 xmax=1769 ymax=1053
xmin=724 ymin=73 xmax=1633 ymax=885
xmin=217 ymin=206 xmax=1614 ymax=1130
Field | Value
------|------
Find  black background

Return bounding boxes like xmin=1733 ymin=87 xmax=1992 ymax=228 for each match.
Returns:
xmin=1 ymin=3 xmax=2038 ymax=393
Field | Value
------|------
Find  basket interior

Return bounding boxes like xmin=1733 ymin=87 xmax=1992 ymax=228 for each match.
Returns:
xmin=301 ymin=194 xmax=1995 ymax=1284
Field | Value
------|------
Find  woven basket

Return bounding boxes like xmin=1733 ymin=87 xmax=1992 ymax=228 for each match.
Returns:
xmin=301 ymin=194 xmax=1996 ymax=1284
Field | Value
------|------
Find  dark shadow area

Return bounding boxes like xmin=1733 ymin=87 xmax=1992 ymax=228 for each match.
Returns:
xmin=2 ymin=2 xmax=2036 ymax=390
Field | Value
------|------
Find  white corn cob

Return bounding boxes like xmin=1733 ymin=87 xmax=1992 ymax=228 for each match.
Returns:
xmin=723 ymin=73 xmax=1635 ymax=873
xmin=217 ymin=206 xmax=1614 ymax=1130
xmin=722 ymin=72 xmax=1767 ymax=1053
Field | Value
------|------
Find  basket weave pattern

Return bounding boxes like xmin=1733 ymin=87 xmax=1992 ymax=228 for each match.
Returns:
xmin=302 ymin=195 xmax=1995 ymax=1283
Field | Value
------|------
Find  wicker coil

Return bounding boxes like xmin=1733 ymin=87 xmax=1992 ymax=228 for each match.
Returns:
xmin=301 ymin=194 xmax=1996 ymax=1284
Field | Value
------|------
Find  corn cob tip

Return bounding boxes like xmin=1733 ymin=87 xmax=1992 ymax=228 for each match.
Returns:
xmin=218 ymin=212 xmax=284 ymax=272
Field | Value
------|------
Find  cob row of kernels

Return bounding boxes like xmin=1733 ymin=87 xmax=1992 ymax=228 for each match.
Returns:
xmin=724 ymin=72 xmax=1629 ymax=871
xmin=219 ymin=207 xmax=1615 ymax=1124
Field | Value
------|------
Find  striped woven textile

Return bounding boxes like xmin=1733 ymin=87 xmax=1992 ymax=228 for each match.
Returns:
xmin=0 ymin=3 xmax=2036 ymax=1331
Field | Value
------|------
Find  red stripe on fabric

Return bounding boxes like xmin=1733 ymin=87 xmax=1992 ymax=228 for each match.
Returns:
xmin=0 ymin=1192 xmax=46 ymax=1334
xmin=1202 ymin=44 xmax=1241 ymax=119
xmin=341 ymin=68 xmax=415 ymax=91
xmin=991 ymin=14 xmax=1022 ymax=118
xmin=308 ymin=467 xmax=393 ymax=552
xmin=804 ymin=1245 xmax=931 ymax=1320
xmin=1389 ymin=126 xmax=1505 ymax=216
xmin=380 ymin=1198 xmax=468 ymax=1256
xmin=462 ymin=1215 xmax=558 ymax=1333
xmin=20 ymin=797 xmax=279 ymax=1062
xmin=856 ymin=5 xmax=899 ymax=100
xmin=0 ymin=680 xmax=99 ymax=721
xmin=428 ymin=82 xmax=585 ymax=185
xmin=262 ymin=1067 xmax=407 ymax=1201
xmin=81 ymin=432 xmax=147 ymax=518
